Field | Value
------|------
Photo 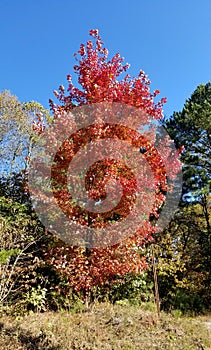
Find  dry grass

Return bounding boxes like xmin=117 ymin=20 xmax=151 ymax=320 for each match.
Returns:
xmin=0 ymin=302 xmax=210 ymax=350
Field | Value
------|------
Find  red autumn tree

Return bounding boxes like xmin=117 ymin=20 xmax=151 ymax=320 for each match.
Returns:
xmin=30 ymin=29 xmax=182 ymax=301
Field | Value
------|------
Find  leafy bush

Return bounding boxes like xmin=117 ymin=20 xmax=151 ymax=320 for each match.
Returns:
xmin=90 ymin=272 xmax=154 ymax=306
xmin=0 ymin=196 xmax=44 ymax=306
xmin=24 ymin=285 xmax=47 ymax=312
xmin=162 ymin=287 xmax=208 ymax=314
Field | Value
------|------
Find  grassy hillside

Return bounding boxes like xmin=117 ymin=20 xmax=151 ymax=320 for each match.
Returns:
xmin=0 ymin=302 xmax=210 ymax=350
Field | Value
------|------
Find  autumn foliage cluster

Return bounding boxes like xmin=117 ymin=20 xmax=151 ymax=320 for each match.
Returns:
xmin=30 ymin=29 xmax=181 ymax=299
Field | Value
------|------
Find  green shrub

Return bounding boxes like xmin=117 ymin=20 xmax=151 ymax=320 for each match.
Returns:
xmin=25 ymin=285 xmax=47 ymax=312
xmin=91 ymin=272 xmax=154 ymax=306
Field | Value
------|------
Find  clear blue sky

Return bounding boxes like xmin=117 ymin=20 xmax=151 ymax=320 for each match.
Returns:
xmin=0 ymin=0 xmax=210 ymax=117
